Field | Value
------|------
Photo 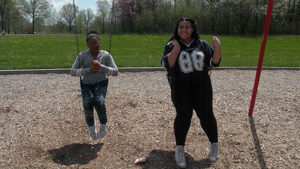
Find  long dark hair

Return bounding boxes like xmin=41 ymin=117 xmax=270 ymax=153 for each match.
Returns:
xmin=170 ymin=18 xmax=199 ymax=42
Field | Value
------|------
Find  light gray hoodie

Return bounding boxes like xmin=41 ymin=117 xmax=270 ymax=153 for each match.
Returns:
xmin=70 ymin=50 xmax=118 ymax=84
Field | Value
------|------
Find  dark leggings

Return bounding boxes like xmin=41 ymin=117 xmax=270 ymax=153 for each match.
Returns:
xmin=170 ymin=76 xmax=218 ymax=146
xmin=80 ymin=80 xmax=108 ymax=126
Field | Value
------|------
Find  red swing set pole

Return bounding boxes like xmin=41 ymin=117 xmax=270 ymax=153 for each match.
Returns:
xmin=248 ymin=0 xmax=274 ymax=116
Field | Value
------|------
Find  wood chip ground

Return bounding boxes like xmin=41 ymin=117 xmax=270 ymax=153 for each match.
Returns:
xmin=0 ymin=70 xmax=299 ymax=169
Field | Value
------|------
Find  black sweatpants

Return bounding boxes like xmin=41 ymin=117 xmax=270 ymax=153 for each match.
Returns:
xmin=170 ymin=75 xmax=218 ymax=146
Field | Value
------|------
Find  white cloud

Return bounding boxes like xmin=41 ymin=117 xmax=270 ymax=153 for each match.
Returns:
xmin=49 ymin=0 xmax=73 ymax=12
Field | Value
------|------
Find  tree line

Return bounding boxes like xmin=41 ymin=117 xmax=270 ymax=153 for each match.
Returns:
xmin=0 ymin=0 xmax=299 ymax=35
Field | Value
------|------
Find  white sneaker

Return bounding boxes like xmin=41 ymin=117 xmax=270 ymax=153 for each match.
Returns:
xmin=97 ymin=124 xmax=107 ymax=139
xmin=88 ymin=125 xmax=97 ymax=140
xmin=208 ymin=142 xmax=219 ymax=162
xmin=175 ymin=145 xmax=186 ymax=168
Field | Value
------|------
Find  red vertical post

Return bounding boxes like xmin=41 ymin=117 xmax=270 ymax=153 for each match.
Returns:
xmin=248 ymin=0 xmax=274 ymax=116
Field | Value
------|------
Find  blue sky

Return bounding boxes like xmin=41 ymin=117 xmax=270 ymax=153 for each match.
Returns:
xmin=51 ymin=0 xmax=102 ymax=13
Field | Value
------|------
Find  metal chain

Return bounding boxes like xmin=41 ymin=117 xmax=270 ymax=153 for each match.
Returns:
xmin=72 ymin=0 xmax=79 ymax=56
xmin=72 ymin=0 xmax=81 ymax=81
xmin=108 ymin=0 xmax=115 ymax=54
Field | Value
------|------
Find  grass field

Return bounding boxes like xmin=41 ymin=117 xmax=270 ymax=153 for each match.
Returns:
xmin=0 ymin=34 xmax=299 ymax=69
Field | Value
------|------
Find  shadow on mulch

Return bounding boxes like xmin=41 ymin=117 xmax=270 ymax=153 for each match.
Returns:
xmin=139 ymin=150 xmax=211 ymax=169
xmin=249 ymin=116 xmax=268 ymax=169
xmin=48 ymin=143 xmax=103 ymax=166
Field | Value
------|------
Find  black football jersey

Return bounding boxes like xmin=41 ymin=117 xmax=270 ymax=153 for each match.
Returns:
xmin=161 ymin=39 xmax=220 ymax=81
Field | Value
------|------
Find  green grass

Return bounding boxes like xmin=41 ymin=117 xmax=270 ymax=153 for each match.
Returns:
xmin=108 ymin=34 xmax=170 ymax=67
xmin=0 ymin=34 xmax=299 ymax=69
xmin=220 ymin=35 xmax=300 ymax=67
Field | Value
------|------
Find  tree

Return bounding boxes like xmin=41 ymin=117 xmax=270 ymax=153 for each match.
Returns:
xmin=0 ymin=0 xmax=9 ymax=32
xmin=234 ymin=0 xmax=252 ymax=34
xmin=6 ymin=0 xmax=20 ymax=33
xmin=114 ymin=0 xmax=146 ymax=32
xmin=18 ymin=0 xmax=52 ymax=33
xmin=97 ymin=0 xmax=110 ymax=33
xmin=184 ymin=0 xmax=191 ymax=7
xmin=75 ymin=11 xmax=84 ymax=33
xmin=81 ymin=9 xmax=94 ymax=33
xmin=60 ymin=3 xmax=78 ymax=32
xmin=0 ymin=0 xmax=18 ymax=33
xmin=296 ymin=0 xmax=300 ymax=33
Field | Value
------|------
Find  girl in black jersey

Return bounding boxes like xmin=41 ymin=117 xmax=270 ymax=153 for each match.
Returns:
xmin=161 ymin=18 xmax=222 ymax=168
